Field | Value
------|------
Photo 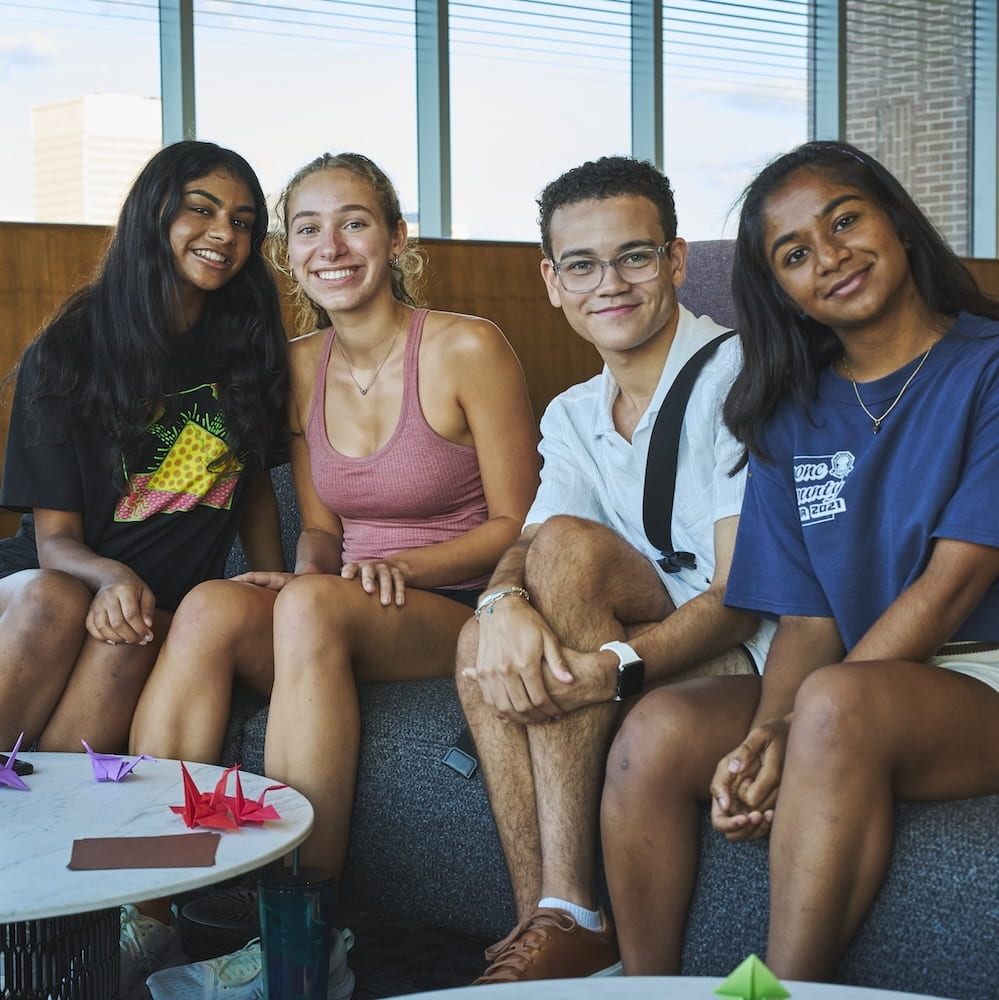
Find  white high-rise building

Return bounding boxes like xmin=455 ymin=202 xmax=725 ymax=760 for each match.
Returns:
xmin=32 ymin=94 xmax=161 ymax=225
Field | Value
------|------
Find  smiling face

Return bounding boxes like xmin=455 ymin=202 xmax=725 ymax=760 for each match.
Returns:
xmin=168 ymin=168 xmax=255 ymax=325
xmin=540 ymin=194 xmax=686 ymax=359
xmin=285 ymin=168 xmax=407 ymax=318
xmin=764 ymin=167 xmax=917 ymax=336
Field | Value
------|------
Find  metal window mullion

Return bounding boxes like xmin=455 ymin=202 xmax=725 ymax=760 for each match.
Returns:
xmin=811 ymin=0 xmax=844 ymax=140
xmin=416 ymin=0 xmax=451 ymax=238
xmin=159 ymin=0 xmax=196 ymax=144
xmin=632 ymin=0 xmax=663 ymax=167
xmin=972 ymin=0 xmax=998 ymax=257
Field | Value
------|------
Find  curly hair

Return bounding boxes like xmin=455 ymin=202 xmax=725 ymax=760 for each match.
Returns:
xmin=724 ymin=140 xmax=999 ymax=469
xmin=537 ymin=156 xmax=678 ymax=259
xmin=268 ymin=152 xmax=426 ymax=334
xmin=21 ymin=140 xmax=288 ymax=490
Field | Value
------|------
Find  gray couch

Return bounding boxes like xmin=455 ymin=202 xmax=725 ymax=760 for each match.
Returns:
xmin=222 ymin=241 xmax=999 ymax=1000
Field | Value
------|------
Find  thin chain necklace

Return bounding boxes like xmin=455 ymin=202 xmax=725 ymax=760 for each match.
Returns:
xmin=335 ymin=320 xmax=403 ymax=396
xmin=842 ymin=345 xmax=933 ymax=435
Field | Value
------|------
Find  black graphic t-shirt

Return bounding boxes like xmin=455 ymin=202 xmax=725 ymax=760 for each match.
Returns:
xmin=0 ymin=318 xmax=263 ymax=611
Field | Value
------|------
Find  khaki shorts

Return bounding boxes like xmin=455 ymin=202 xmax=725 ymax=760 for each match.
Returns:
xmin=673 ymin=644 xmax=759 ymax=682
xmin=930 ymin=643 xmax=999 ymax=695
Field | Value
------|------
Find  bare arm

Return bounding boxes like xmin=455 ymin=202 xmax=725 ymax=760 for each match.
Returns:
xmin=516 ymin=514 xmax=761 ymax=714
xmin=34 ymin=507 xmax=156 ymax=645
xmin=237 ymin=468 xmax=285 ymax=572
xmin=709 ymin=613 xmax=843 ymax=840
xmin=848 ymin=536 xmax=999 ymax=662
xmin=234 ymin=336 xmax=343 ymax=590
xmin=344 ymin=315 xmax=540 ymax=604
xmin=710 ymin=536 xmax=999 ymax=840
xmin=623 ymin=515 xmax=761 ymax=686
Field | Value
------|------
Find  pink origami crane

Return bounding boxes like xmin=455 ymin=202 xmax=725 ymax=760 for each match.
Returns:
xmin=170 ymin=761 xmax=286 ymax=830
xmin=81 ymin=740 xmax=154 ymax=782
xmin=0 ymin=732 xmax=30 ymax=791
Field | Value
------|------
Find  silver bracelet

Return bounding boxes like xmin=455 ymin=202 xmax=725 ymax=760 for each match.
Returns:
xmin=474 ymin=586 xmax=531 ymax=620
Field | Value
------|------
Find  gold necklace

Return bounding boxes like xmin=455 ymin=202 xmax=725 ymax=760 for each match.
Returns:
xmin=335 ymin=321 xmax=402 ymax=396
xmin=842 ymin=345 xmax=933 ymax=435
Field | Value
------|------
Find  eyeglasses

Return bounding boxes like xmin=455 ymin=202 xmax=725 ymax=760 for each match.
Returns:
xmin=550 ymin=243 xmax=671 ymax=293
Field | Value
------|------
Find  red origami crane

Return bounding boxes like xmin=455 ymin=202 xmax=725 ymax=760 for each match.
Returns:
xmin=170 ymin=761 xmax=286 ymax=830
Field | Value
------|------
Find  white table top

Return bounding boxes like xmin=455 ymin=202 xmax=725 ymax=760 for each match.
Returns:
xmin=0 ymin=752 xmax=313 ymax=922
xmin=395 ymin=977 xmax=954 ymax=999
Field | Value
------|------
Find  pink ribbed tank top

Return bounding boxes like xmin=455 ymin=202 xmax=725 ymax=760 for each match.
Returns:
xmin=305 ymin=308 xmax=489 ymax=588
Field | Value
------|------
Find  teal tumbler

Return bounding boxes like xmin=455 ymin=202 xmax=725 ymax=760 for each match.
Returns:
xmin=257 ymin=865 xmax=335 ymax=999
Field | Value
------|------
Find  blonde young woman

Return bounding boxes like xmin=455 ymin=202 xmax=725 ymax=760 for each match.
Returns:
xmin=128 ymin=152 xmax=538 ymax=992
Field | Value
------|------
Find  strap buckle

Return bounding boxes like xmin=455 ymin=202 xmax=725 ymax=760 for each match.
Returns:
xmin=656 ymin=551 xmax=697 ymax=573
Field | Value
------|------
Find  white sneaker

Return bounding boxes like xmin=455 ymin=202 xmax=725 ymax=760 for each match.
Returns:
xmin=146 ymin=928 xmax=355 ymax=1000
xmin=327 ymin=927 xmax=356 ymax=1000
xmin=120 ymin=904 xmax=186 ymax=1000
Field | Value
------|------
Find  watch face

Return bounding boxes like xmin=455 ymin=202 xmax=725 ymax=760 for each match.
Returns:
xmin=615 ymin=659 xmax=645 ymax=700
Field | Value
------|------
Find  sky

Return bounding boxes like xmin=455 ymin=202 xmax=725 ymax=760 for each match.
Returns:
xmin=0 ymin=0 xmax=807 ymax=241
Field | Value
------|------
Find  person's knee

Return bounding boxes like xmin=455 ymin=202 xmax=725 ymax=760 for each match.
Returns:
xmin=524 ymin=515 xmax=614 ymax=593
xmin=605 ymin=688 xmax=700 ymax=798
xmin=790 ymin=664 xmax=871 ymax=760
xmin=5 ymin=570 xmax=90 ymax=634
xmin=173 ymin=579 xmax=260 ymax=636
xmin=274 ymin=574 xmax=344 ymax=630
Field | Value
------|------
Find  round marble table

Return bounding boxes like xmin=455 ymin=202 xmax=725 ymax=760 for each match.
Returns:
xmin=397 ymin=977 xmax=954 ymax=1000
xmin=0 ymin=751 xmax=313 ymax=999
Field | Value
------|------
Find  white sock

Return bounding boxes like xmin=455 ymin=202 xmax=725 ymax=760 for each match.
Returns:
xmin=537 ymin=896 xmax=602 ymax=931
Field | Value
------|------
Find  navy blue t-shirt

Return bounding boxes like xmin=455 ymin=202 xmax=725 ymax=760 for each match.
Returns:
xmin=726 ymin=312 xmax=999 ymax=650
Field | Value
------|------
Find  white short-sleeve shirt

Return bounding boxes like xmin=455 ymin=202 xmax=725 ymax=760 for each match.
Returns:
xmin=525 ymin=304 xmax=774 ymax=670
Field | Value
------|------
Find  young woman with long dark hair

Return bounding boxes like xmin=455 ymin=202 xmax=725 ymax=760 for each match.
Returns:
xmin=602 ymin=140 xmax=999 ymax=983
xmin=0 ymin=140 xmax=288 ymax=755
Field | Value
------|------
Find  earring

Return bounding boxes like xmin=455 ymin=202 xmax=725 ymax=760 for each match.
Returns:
xmin=389 ymin=255 xmax=400 ymax=269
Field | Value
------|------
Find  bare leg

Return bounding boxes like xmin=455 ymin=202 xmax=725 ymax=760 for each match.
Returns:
xmin=40 ymin=610 xmax=172 ymax=752
xmin=266 ymin=576 xmax=472 ymax=878
xmin=602 ymin=675 xmax=760 ymax=973
xmin=768 ymin=661 xmax=999 ymax=980
xmin=525 ymin=517 xmax=671 ymax=907
xmin=0 ymin=569 xmax=90 ymax=747
xmin=130 ymin=579 xmax=278 ymax=762
xmin=460 ymin=516 xmax=673 ymax=930
xmin=456 ymin=621 xmax=542 ymax=921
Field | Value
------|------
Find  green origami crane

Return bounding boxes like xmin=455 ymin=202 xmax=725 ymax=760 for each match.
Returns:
xmin=715 ymin=954 xmax=791 ymax=1000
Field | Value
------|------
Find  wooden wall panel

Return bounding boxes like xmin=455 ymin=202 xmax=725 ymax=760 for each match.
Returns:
xmin=0 ymin=224 xmax=599 ymax=537
xmin=3 ymin=219 xmax=995 ymax=540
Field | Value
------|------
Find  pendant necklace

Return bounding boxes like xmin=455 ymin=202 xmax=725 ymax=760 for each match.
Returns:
xmin=842 ymin=345 xmax=933 ymax=435
xmin=336 ymin=319 xmax=402 ymax=396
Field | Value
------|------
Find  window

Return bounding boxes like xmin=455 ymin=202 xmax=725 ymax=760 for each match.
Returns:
xmin=449 ymin=0 xmax=632 ymax=240
xmin=0 ymin=0 xmax=161 ymax=224
xmin=193 ymin=0 xmax=417 ymax=226
xmin=663 ymin=1 xmax=810 ymax=240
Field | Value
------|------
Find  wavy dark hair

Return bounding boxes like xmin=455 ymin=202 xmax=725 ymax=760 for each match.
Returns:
xmin=537 ymin=155 xmax=678 ymax=260
xmin=724 ymin=140 xmax=999 ymax=469
xmin=268 ymin=151 xmax=426 ymax=334
xmin=22 ymin=140 xmax=288 ymax=489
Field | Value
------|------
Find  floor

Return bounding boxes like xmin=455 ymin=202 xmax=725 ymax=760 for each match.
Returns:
xmin=174 ymin=878 xmax=490 ymax=998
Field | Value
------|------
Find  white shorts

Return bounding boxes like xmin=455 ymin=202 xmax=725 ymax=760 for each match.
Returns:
xmin=930 ymin=644 xmax=999 ymax=695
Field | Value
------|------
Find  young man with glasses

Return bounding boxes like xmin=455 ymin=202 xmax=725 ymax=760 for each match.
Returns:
xmin=455 ymin=155 xmax=773 ymax=982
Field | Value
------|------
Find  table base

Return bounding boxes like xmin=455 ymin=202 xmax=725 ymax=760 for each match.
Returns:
xmin=1 ymin=907 xmax=119 ymax=1000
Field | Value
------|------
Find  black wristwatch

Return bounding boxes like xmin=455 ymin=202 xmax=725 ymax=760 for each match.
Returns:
xmin=600 ymin=641 xmax=646 ymax=702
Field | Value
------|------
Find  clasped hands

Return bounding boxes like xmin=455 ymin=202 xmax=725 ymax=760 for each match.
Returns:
xmin=709 ymin=715 xmax=791 ymax=842
xmin=88 ymin=570 xmax=155 ymax=646
xmin=462 ymin=601 xmax=612 ymax=723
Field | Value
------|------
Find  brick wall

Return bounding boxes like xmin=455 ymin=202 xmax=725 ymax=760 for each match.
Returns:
xmin=846 ymin=0 xmax=973 ymax=255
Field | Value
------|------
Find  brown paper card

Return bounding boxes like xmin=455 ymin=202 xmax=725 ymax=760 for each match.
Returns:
xmin=68 ymin=832 xmax=220 ymax=870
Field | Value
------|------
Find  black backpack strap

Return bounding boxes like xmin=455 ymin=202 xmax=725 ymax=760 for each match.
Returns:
xmin=643 ymin=330 xmax=737 ymax=573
